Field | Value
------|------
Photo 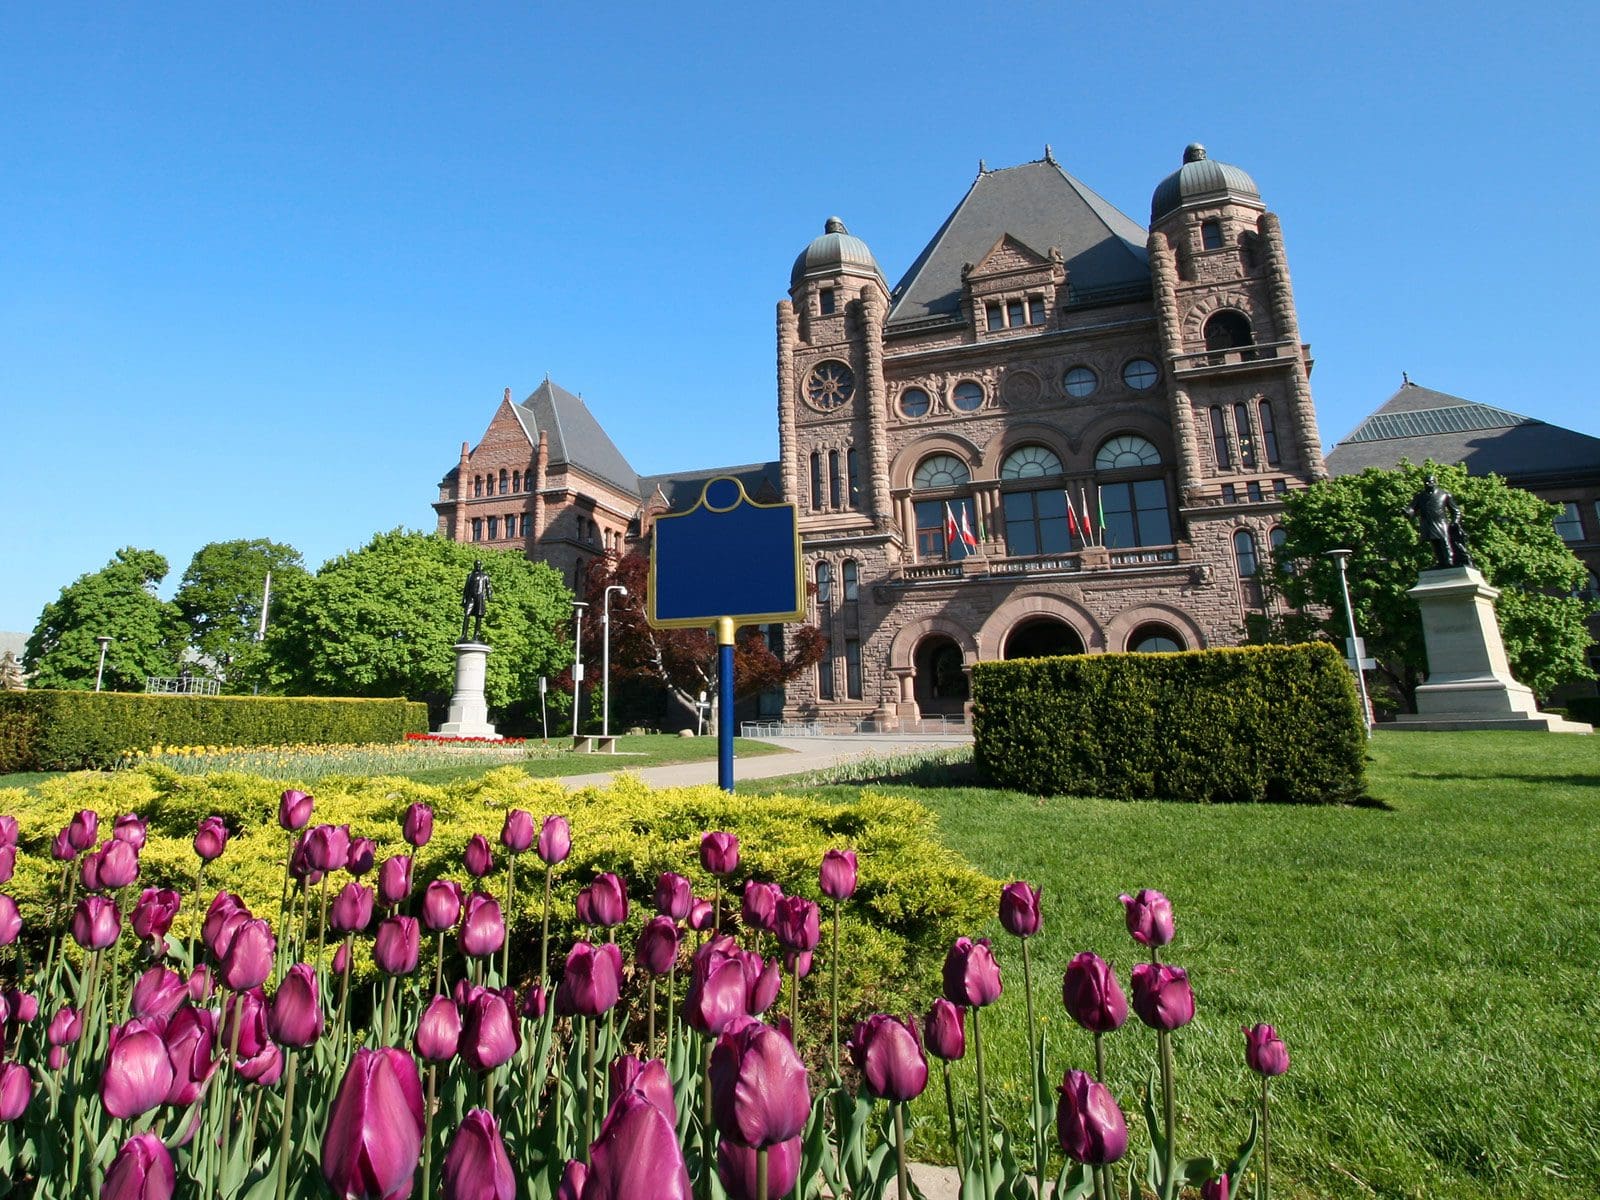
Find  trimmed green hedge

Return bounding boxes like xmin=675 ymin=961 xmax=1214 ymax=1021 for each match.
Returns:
xmin=972 ymin=643 xmax=1366 ymax=803
xmin=1559 ymin=696 xmax=1600 ymax=726
xmin=0 ymin=690 xmax=428 ymax=772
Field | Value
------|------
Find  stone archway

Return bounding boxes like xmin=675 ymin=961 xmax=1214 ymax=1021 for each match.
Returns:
xmin=1003 ymin=617 xmax=1085 ymax=659
xmin=913 ymin=635 xmax=969 ymax=716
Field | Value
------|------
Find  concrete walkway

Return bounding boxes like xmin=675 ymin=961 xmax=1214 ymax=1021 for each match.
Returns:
xmin=553 ymin=733 xmax=970 ymax=791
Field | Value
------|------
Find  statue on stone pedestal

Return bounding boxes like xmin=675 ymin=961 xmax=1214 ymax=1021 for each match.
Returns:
xmin=0 ymin=651 xmax=28 ymax=691
xmin=460 ymin=561 xmax=493 ymax=643
xmin=1408 ymin=475 xmax=1472 ymax=568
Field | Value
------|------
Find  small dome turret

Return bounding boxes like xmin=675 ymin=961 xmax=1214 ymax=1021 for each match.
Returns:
xmin=790 ymin=217 xmax=884 ymax=291
xmin=1150 ymin=144 xmax=1261 ymax=225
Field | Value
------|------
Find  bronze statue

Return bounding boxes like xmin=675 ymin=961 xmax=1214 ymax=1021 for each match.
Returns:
xmin=1408 ymin=475 xmax=1470 ymax=568
xmin=461 ymin=561 xmax=493 ymax=642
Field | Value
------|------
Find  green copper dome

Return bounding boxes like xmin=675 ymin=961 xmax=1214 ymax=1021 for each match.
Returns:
xmin=1150 ymin=144 xmax=1261 ymax=224
xmin=790 ymin=217 xmax=884 ymax=290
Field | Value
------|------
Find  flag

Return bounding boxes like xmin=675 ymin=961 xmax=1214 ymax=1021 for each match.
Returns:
xmin=944 ymin=502 xmax=960 ymax=558
xmin=1096 ymin=486 xmax=1106 ymax=545
xmin=1079 ymin=487 xmax=1096 ymax=545
xmin=974 ymin=505 xmax=988 ymax=542
xmin=1065 ymin=490 xmax=1082 ymax=544
xmin=959 ymin=504 xmax=979 ymax=550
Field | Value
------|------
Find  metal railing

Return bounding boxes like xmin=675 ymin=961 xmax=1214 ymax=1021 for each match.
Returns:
xmin=740 ymin=715 xmax=971 ymax=738
xmin=145 ymin=676 xmax=222 ymax=696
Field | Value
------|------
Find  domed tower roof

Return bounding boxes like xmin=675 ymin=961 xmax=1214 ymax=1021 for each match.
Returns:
xmin=789 ymin=216 xmax=884 ymax=290
xmin=1150 ymin=144 xmax=1261 ymax=224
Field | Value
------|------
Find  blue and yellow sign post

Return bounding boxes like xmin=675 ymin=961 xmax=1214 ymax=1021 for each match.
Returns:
xmin=647 ymin=477 xmax=804 ymax=791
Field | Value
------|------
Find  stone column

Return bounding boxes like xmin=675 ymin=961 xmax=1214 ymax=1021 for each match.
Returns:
xmin=1260 ymin=213 xmax=1327 ymax=480
xmin=859 ymin=287 xmax=893 ymax=530
xmin=777 ymin=301 xmax=800 ymax=504
xmin=452 ymin=442 xmax=470 ymax=541
xmin=1147 ymin=231 xmax=1204 ymax=501
xmin=531 ymin=432 xmax=549 ymax=537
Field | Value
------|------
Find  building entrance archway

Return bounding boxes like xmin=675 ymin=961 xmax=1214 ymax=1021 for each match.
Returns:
xmin=1003 ymin=617 xmax=1085 ymax=660
xmin=913 ymin=636 xmax=969 ymax=716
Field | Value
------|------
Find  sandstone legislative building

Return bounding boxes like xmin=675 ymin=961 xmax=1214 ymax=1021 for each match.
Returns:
xmin=434 ymin=145 xmax=1328 ymax=725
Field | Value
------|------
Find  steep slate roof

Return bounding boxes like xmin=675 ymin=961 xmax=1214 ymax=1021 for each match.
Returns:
xmin=887 ymin=157 xmax=1151 ymax=327
xmin=1326 ymin=383 xmax=1600 ymax=482
xmin=514 ymin=379 xmax=641 ymax=496
xmin=638 ymin=462 xmax=783 ymax=513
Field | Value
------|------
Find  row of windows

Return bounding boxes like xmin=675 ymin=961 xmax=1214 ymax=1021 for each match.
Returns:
xmin=471 ymin=514 xmax=531 ymax=541
xmin=809 ymin=448 xmax=861 ymax=511
xmin=1234 ymin=527 xmax=1288 ymax=578
xmin=1554 ymin=501 xmax=1600 ymax=544
xmin=814 ymin=560 xmax=860 ymax=605
xmin=816 ymin=638 xmax=864 ymax=701
xmin=899 ymin=359 xmax=1159 ymax=419
xmin=984 ymin=295 xmax=1047 ymax=332
xmin=1221 ymin=479 xmax=1288 ymax=504
xmin=472 ymin=469 xmax=532 ymax=499
xmin=912 ymin=436 xmax=1161 ymax=491
xmin=1210 ymin=401 xmax=1282 ymax=472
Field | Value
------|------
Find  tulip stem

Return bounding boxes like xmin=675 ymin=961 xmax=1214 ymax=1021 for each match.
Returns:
xmin=894 ymin=1101 xmax=910 ymax=1200
xmin=422 ymin=1063 xmax=438 ymax=1195
xmin=274 ymin=1048 xmax=298 ymax=1200
xmin=1158 ymin=1028 xmax=1177 ymax=1200
xmin=647 ymin=975 xmax=657 ymax=1050
xmin=758 ymin=1144 xmax=770 ymax=1200
xmin=1094 ymin=1030 xmax=1106 ymax=1082
xmin=584 ymin=1017 xmax=597 ymax=1162
xmin=701 ymin=1037 xmax=714 ymax=1196
xmin=712 ymin=878 xmax=722 ymax=935
xmin=382 ymin=976 xmax=397 ymax=1046
xmin=502 ymin=856 xmax=516 ymax=986
xmin=188 ymin=860 xmax=205 ymax=967
xmin=540 ymin=865 xmax=553 ymax=985
xmin=316 ymin=874 xmax=331 ymax=974
xmin=275 ymin=830 xmax=294 ymax=979
xmin=1021 ymin=936 xmax=1043 ymax=1198
xmin=219 ymin=991 xmax=243 ymax=1186
xmin=485 ymin=1068 xmax=496 ymax=1120
xmin=971 ymin=1006 xmax=992 ymax=1184
xmin=789 ymin=963 xmax=800 ymax=1045
xmin=667 ymin=960 xmax=677 ymax=1048
xmin=941 ymin=1059 xmax=964 ymax=1180
xmin=435 ymin=930 xmax=446 ymax=998
xmin=335 ymin=934 xmax=353 ymax=1054
xmin=829 ymin=900 xmax=841 ymax=1077
xmin=1260 ymin=1075 xmax=1272 ymax=1200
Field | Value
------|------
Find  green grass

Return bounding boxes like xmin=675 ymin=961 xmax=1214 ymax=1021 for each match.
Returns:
xmin=757 ymin=731 xmax=1600 ymax=1199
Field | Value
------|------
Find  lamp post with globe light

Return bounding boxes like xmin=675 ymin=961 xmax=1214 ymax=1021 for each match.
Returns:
xmin=570 ymin=601 xmax=588 ymax=740
xmin=601 ymin=585 xmax=628 ymax=741
xmin=1325 ymin=549 xmax=1374 ymax=737
xmin=94 ymin=636 xmax=112 ymax=692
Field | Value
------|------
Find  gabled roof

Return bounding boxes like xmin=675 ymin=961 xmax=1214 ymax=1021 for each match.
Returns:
xmin=638 ymin=462 xmax=783 ymax=513
xmin=887 ymin=157 xmax=1150 ymax=327
xmin=1326 ymin=382 xmax=1600 ymax=482
xmin=516 ymin=379 xmax=641 ymax=496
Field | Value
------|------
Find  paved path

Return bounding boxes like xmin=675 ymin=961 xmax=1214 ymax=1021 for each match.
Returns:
xmin=553 ymin=733 xmax=970 ymax=791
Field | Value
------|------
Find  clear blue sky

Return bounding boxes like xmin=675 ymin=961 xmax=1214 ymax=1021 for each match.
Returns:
xmin=4 ymin=3 xmax=1596 ymax=634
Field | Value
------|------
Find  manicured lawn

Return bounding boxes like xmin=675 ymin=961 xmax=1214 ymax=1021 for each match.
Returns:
xmin=760 ymin=731 xmax=1600 ymax=1199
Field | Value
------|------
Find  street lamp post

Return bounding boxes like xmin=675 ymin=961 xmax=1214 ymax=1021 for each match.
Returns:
xmin=1325 ymin=549 xmax=1374 ymax=738
xmin=601 ymin=585 xmax=628 ymax=741
xmin=94 ymin=636 xmax=112 ymax=693
xmin=570 ymin=601 xmax=589 ymax=740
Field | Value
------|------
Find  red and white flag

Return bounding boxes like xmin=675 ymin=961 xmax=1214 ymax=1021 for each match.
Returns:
xmin=959 ymin=505 xmax=979 ymax=550
xmin=1079 ymin=487 xmax=1096 ymax=545
xmin=1065 ymin=490 xmax=1083 ymax=544
xmin=944 ymin=503 xmax=961 ymax=556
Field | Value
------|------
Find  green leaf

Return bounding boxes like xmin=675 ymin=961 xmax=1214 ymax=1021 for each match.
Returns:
xmin=1225 ymin=1111 xmax=1260 ymax=1200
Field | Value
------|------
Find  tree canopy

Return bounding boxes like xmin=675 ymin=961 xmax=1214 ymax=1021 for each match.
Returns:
xmin=173 ymin=538 xmax=311 ymax=692
xmin=1266 ymin=461 xmax=1595 ymax=706
xmin=25 ymin=547 xmax=182 ymax=691
xmin=264 ymin=530 xmax=574 ymax=708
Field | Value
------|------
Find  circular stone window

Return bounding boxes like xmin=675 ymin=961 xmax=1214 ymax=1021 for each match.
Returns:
xmin=899 ymin=387 xmax=931 ymax=418
xmin=1121 ymin=359 xmax=1159 ymax=390
xmin=952 ymin=380 xmax=985 ymax=412
xmin=806 ymin=360 xmax=856 ymax=409
xmin=1002 ymin=371 xmax=1041 ymax=405
xmin=1063 ymin=365 xmax=1098 ymax=398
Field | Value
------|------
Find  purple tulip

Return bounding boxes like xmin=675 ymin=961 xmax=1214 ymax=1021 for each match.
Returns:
xmin=98 ymin=838 xmax=140 ymax=889
xmin=923 ymin=998 xmax=966 ymax=1061
xmin=102 ymin=1132 xmax=175 ymax=1200
xmin=554 ymin=941 xmax=622 ymax=1017
xmin=345 ymin=837 xmax=377 ymax=876
xmin=278 ymin=789 xmax=313 ymax=831
xmin=219 ymin=918 xmax=275 ymax=991
xmin=1130 ymin=963 xmax=1195 ymax=1031
xmin=403 ymin=802 xmax=434 ymax=848
xmin=102 ymin=1019 xmax=175 ymax=1119
xmin=500 ymin=809 xmax=535 ymax=854
xmin=416 ymin=995 xmax=462 ymax=1063
xmin=718 ymin=1135 xmax=801 ymax=1200
xmin=131 ymin=888 xmax=181 ymax=945
xmin=192 ymin=815 xmax=228 ymax=862
xmin=577 ymin=873 xmax=628 ymax=928
xmin=685 ymin=941 xmax=752 ymax=1035
xmin=700 ymin=831 xmax=739 ymax=877
xmin=464 ymin=835 xmax=495 ymax=878
xmin=236 ymin=1041 xmax=283 ymax=1086
xmin=555 ymin=1160 xmax=588 ymax=1200
xmin=537 ymin=815 xmax=571 ymax=866
xmin=458 ymin=892 xmax=505 ymax=958
xmin=443 ymin=1108 xmax=515 ymax=1200
xmin=1000 ymin=881 xmax=1042 ymax=938
xmin=161 ymin=1005 xmax=217 ymax=1105
xmin=320 ymin=1048 xmax=425 ymax=1200
xmin=375 ymin=916 xmax=422 ymax=976
xmin=850 ymin=1013 xmax=928 ymax=1102
xmin=113 ymin=812 xmax=147 ymax=849
xmin=942 ymin=937 xmax=1003 ymax=1008
xmin=378 ymin=855 xmax=414 ymax=906
xmin=655 ymin=872 xmax=693 ymax=920
xmin=1063 ymin=952 xmax=1128 ymax=1034
xmin=332 ymin=941 xmax=351 ymax=977
xmin=306 ymin=824 xmax=351 ymax=874
xmin=585 ymin=1090 xmax=692 ymax=1200
xmin=201 ymin=892 xmax=245 ymax=951
xmin=636 ymin=916 xmax=681 ymax=976
xmin=330 ymin=882 xmax=375 ymax=934
xmin=688 ymin=898 xmax=715 ymax=931
xmin=521 ymin=983 xmax=548 ymax=1020
xmin=269 ymin=964 xmax=324 ymax=1047
xmin=819 ymin=849 xmax=858 ymax=901
xmin=610 ymin=1054 xmax=677 ymax=1124
xmin=289 ymin=833 xmax=320 ymax=886
xmin=460 ymin=988 xmax=520 ymax=1072
xmin=4 ymin=989 xmax=35 ymax=1026
xmin=740 ymin=881 xmax=780 ymax=933
xmin=711 ymin=1019 xmax=810 ymax=1148
xmin=187 ymin=966 xmax=213 ymax=1003
xmin=746 ymin=954 xmax=782 ymax=1016
xmin=46 ymin=1046 xmax=66 ymax=1072
xmin=0 ymin=1062 xmax=31 ymax=1121
xmin=1243 ymin=1023 xmax=1290 ymax=1076
xmin=1201 ymin=1174 xmax=1230 ymax=1200
xmin=67 ymin=809 xmax=99 ymax=852
xmin=423 ymin=879 xmax=465 ymax=931
xmin=0 ymin=845 xmax=14 ymax=885
xmin=1119 ymin=889 xmax=1175 ymax=948
xmin=0 ymin=895 xmax=19 ymax=946
xmin=774 ymin=895 xmax=820 ymax=953
xmin=131 ymin=967 xmax=187 ymax=1023
xmin=51 ymin=828 xmax=76 ymax=861
xmin=222 ymin=989 xmax=270 ymax=1060
xmin=0 ymin=816 xmax=16 ymax=847
xmin=80 ymin=847 xmax=104 ymax=892
xmin=1056 ymin=1069 xmax=1129 ymax=1165
xmin=48 ymin=1006 xmax=83 ymax=1047
xmin=71 ymin=895 xmax=121 ymax=950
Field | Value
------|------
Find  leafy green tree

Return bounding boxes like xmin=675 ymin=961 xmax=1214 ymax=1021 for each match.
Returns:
xmin=1265 ymin=461 xmax=1595 ymax=707
xmin=265 ymin=530 xmax=574 ymax=709
xmin=173 ymin=538 xmax=311 ymax=692
xmin=25 ymin=547 xmax=183 ymax=690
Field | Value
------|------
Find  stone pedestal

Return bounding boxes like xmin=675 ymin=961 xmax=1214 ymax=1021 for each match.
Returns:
xmin=431 ymin=642 xmax=502 ymax=739
xmin=1392 ymin=567 xmax=1590 ymax=733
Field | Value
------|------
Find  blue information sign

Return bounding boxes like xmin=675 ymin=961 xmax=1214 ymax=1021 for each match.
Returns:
xmin=648 ymin=477 xmax=804 ymax=628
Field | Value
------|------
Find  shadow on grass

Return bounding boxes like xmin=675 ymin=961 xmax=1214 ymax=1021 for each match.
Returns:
xmin=1402 ymin=772 xmax=1600 ymax=789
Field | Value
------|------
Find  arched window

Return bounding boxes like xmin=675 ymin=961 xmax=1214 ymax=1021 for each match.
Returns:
xmin=912 ymin=453 xmax=974 ymax=560
xmin=1269 ymin=526 xmax=1289 ymax=574
xmin=474 ymin=475 xmax=483 ymax=498
xmin=1258 ymin=400 xmax=1281 ymax=467
xmin=828 ymin=450 xmax=842 ymax=509
xmin=913 ymin=453 xmax=971 ymax=489
xmin=1235 ymin=530 xmax=1259 ymax=577
xmin=512 ymin=470 xmax=521 ymax=493
xmin=842 ymin=560 xmax=859 ymax=601
xmin=1001 ymin=445 xmax=1064 ymax=479
xmin=487 ymin=516 xmax=499 ymax=540
xmin=952 ymin=381 xmax=985 ymax=412
xmin=1201 ymin=220 xmax=1224 ymax=251
xmin=1096 ymin=435 xmax=1172 ymax=547
xmin=1234 ymin=404 xmax=1258 ymax=470
xmin=520 ymin=513 xmax=531 ymax=537
xmin=815 ymin=561 xmax=832 ymax=606
xmin=471 ymin=518 xmax=482 ymax=541
xmin=1204 ymin=311 xmax=1255 ymax=356
xmin=1210 ymin=407 xmax=1233 ymax=471
xmin=847 ymin=449 xmax=860 ymax=507
xmin=1129 ymin=623 xmax=1185 ymax=653
xmin=810 ymin=452 xmax=824 ymax=510
xmin=498 ymin=469 xmax=508 ymax=494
